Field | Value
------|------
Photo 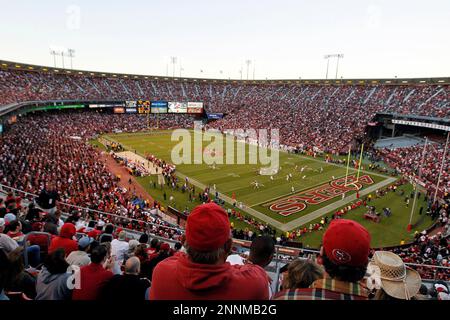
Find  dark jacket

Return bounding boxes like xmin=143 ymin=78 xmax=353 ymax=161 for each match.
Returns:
xmin=100 ymin=274 xmax=150 ymax=300
xmin=37 ymin=189 xmax=60 ymax=210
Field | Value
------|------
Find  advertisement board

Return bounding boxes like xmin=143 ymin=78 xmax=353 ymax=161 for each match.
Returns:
xmin=114 ymin=107 xmax=125 ymax=114
xmin=151 ymin=101 xmax=168 ymax=114
xmin=187 ymin=102 xmax=204 ymax=114
xmin=206 ymin=113 xmax=224 ymax=120
xmin=168 ymin=102 xmax=188 ymax=113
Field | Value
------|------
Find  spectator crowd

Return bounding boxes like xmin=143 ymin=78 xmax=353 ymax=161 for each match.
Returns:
xmin=1 ymin=202 xmax=449 ymax=301
xmin=0 ymin=68 xmax=449 ymax=301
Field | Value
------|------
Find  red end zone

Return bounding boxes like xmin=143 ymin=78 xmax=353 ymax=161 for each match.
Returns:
xmin=266 ymin=175 xmax=375 ymax=216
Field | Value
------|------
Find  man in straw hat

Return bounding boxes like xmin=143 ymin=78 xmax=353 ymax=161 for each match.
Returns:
xmin=294 ymin=219 xmax=372 ymax=300
xmin=368 ymin=251 xmax=422 ymax=300
xmin=149 ymin=203 xmax=269 ymax=300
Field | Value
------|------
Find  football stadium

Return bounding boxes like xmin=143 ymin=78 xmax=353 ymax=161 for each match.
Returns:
xmin=0 ymin=0 xmax=449 ymax=308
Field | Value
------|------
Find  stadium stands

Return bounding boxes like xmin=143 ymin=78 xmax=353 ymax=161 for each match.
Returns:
xmin=0 ymin=64 xmax=449 ymax=301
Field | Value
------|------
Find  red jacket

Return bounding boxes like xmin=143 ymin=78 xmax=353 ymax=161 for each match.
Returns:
xmin=149 ymin=253 xmax=269 ymax=300
xmin=72 ymin=263 xmax=114 ymax=300
xmin=28 ymin=233 xmax=51 ymax=253
xmin=48 ymin=223 xmax=78 ymax=256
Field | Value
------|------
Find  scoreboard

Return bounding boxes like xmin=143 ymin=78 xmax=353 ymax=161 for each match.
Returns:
xmin=115 ymin=100 xmax=203 ymax=114
xmin=137 ymin=100 xmax=151 ymax=114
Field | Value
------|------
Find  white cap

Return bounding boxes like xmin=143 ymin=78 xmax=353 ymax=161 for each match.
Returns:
xmin=226 ymin=254 xmax=245 ymax=265
xmin=0 ymin=218 xmax=5 ymax=228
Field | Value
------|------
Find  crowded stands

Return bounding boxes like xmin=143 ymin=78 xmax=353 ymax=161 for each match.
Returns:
xmin=1 ymin=202 xmax=449 ymax=300
xmin=0 ymin=66 xmax=449 ymax=301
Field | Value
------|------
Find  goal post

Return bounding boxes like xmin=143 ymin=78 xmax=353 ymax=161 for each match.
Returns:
xmin=344 ymin=146 xmax=351 ymax=187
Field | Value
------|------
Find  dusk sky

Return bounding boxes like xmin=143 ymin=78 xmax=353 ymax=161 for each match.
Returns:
xmin=1 ymin=0 xmax=449 ymax=79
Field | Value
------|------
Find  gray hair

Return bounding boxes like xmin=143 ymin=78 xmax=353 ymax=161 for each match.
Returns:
xmin=125 ymin=256 xmax=141 ymax=275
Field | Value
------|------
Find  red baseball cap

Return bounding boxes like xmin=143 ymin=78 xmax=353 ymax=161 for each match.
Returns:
xmin=160 ymin=242 xmax=170 ymax=251
xmin=186 ymin=203 xmax=231 ymax=252
xmin=323 ymin=219 xmax=371 ymax=267
xmin=88 ymin=229 xmax=101 ymax=239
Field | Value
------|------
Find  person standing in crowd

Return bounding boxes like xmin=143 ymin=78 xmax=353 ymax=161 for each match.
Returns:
xmin=72 ymin=244 xmax=114 ymax=300
xmin=100 ymin=257 xmax=150 ymax=300
xmin=293 ymin=219 xmax=371 ymax=300
xmin=149 ymin=203 xmax=270 ymax=300
xmin=36 ymin=183 xmax=60 ymax=215
xmin=111 ymin=231 xmax=129 ymax=263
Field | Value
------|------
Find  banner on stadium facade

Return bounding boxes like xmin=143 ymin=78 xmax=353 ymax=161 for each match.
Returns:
xmin=206 ymin=113 xmax=224 ymax=120
xmin=392 ymin=119 xmax=450 ymax=132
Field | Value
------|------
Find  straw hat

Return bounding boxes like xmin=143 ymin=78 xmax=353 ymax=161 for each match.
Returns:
xmin=368 ymin=251 xmax=421 ymax=300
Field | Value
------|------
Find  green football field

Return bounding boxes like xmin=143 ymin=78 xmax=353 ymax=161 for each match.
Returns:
xmin=99 ymin=130 xmax=435 ymax=247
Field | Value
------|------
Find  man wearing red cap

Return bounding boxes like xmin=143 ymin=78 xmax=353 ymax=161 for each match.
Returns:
xmin=149 ymin=203 xmax=269 ymax=300
xmin=278 ymin=219 xmax=371 ymax=300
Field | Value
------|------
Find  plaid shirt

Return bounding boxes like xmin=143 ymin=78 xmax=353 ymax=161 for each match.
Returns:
xmin=273 ymin=277 xmax=369 ymax=300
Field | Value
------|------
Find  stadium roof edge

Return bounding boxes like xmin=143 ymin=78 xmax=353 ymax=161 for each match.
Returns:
xmin=1 ymin=59 xmax=449 ymax=85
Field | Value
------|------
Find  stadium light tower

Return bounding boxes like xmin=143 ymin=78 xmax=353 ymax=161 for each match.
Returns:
xmin=170 ymin=56 xmax=177 ymax=77
xmin=61 ymin=51 xmax=65 ymax=69
xmin=245 ymin=60 xmax=252 ymax=80
xmin=252 ymin=60 xmax=256 ymax=80
xmin=324 ymin=54 xmax=344 ymax=79
xmin=335 ymin=54 xmax=344 ymax=79
xmin=324 ymin=55 xmax=331 ymax=79
xmin=50 ymin=49 xmax=58 ymax=67
xmin=67 ymin=49 xmax=76 ymax=69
